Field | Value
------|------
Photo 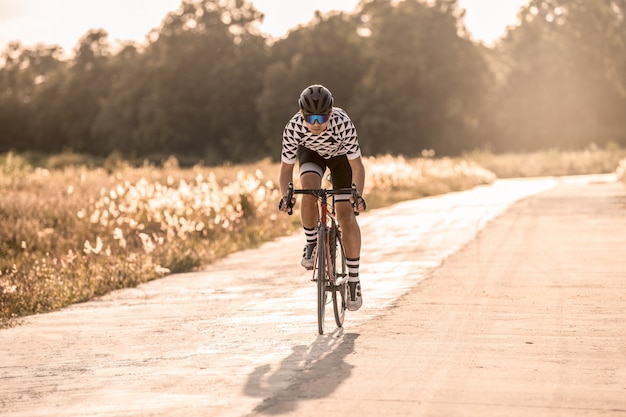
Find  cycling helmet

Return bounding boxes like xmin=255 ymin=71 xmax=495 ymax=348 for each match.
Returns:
xmin=298 ymin=84 xmax=333 ymax=114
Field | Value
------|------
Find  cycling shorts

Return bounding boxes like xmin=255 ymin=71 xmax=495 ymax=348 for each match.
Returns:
xmin=297 ymin=146 xmax=352 ymax=201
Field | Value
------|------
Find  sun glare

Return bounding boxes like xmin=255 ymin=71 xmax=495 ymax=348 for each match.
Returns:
xmin=458 ymin=0 xmax=526 ymax=45
xmin=0 ymin=0 xmax=527 ymax=52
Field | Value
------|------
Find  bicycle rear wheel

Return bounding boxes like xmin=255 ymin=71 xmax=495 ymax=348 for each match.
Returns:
xmin=330 ymin=221 xmax=347 ymax=327
xmin=316 ymin=226 xmax=327 ymax=335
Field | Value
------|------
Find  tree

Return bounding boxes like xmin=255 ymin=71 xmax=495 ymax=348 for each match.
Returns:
xmin=0 ymin=42 xmax=66 ymax=152
xmin=92 ymin=0 xmax=268 ymax=163
xmin=351 ymin=0 xmax=493 ymax=156
xmin=29 ymin=30 xmax=114 ymax=153
xmin=494 ymin=0 xmax=626 ymax=150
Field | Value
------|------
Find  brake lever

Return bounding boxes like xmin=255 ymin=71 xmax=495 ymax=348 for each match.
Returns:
xmin=351 ymin=183 xmax=360 ymax=216
xmin=286 ymin=182 xmax=295 ymax=216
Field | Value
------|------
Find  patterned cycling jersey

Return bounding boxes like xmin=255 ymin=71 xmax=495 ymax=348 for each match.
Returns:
xmin=281 ymin=107 xmax=361 ymax=164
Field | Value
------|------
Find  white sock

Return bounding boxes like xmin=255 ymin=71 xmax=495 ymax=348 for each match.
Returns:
xmin=347 ymin=257 xmax=360 ymax=282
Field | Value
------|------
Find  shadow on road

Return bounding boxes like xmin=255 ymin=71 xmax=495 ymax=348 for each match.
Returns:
xmin=243 ymin=330 xmax=360 ymax=415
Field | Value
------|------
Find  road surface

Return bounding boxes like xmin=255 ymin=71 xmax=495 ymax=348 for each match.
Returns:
xmin=1 ymin=174 xmax=625 ymax=416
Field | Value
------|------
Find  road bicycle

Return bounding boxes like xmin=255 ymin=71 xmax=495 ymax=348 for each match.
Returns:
xmin=284 ymin=182 xmax=359 ymax=335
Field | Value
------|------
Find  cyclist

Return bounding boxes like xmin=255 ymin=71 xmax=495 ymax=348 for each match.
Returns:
xmin=278 ymin=84 xmax=366 ymax=311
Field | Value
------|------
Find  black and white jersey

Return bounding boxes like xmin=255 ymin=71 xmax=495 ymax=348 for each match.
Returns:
xmin=281 ymin=107 xmax=361 ymax=164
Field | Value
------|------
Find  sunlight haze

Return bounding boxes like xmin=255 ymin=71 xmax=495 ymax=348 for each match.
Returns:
xmin=0 ymin=0 xmax=527 ymax=54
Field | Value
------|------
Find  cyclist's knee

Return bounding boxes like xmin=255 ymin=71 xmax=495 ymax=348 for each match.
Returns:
xmin=301 ymin=194 xmax=317 ymax=208
xmin=336 ymin=202 xmax=356 ymax=224
xmin=300 ymin=172 xmax=321 ymax=188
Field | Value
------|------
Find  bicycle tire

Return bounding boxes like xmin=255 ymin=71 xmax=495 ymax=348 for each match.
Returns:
xmin=330 ymin=220 xmax=347 ymax=327
xmin=316 ymin=225 xmax=327 ymax=335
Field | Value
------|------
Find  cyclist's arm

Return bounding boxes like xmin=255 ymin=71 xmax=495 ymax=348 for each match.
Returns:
xmin=279 ymin=162 xmax=295 ymax=212
xmin=348 ymin=156 xmax=365 ymax=196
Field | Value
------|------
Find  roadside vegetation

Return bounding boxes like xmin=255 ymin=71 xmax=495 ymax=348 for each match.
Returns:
xmin=464 ymin=145 xmax=626 ymax=178
xmin=1 ymin=149 xmax=625 ymax=327
xmin=617 ymin=158 xmax=626 ymax=183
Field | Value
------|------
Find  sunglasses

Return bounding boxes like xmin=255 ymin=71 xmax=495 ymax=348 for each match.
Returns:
xmin=304 ymin=113 xmax=330 ymax=125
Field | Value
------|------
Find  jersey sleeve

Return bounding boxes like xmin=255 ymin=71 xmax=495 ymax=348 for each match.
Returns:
xmin=281 ymin=113 xmax=301 ymax=164
xmin=335 ymin=109 xmax=361 ymax=160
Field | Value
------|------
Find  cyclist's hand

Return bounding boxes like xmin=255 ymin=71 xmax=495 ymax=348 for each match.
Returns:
xmin=351 ymin=195 xmax=367 ymax=213
xmin=278 ymin=196 xmax=295 ymax=213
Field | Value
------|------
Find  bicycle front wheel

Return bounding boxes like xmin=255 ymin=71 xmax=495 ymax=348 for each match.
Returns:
xmin=316 ymin=226 xmax=327 ymax=335
xmin=330 ymin=221 xmax=347 ymax=327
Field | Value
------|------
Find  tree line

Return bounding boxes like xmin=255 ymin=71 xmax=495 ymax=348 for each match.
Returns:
xmin=0 ymin=0 xmax=624 ymax=165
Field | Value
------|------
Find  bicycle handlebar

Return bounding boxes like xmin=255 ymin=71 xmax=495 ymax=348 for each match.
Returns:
xmin=282 ymin=182 xmax=362 ymax=216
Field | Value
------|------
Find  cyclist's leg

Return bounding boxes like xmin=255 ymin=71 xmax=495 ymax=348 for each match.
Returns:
xmin=327 ymin=155 xmax=361 ymax=260
xmin=335 ymin=203 xmax=360 ymax=255
xmin=328 ymin=156 xmax=363 ymax=310
xmin=298 ymin=147 xmax=326 ymax=269
xmin=297 ymin=146 xmax=325 ymax=227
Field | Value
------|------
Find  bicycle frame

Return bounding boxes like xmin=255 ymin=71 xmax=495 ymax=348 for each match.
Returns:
xmin=286 ymin=182 xmax=356 ymax=334
xmin=315 ymin=190 xmax=335 ymax=283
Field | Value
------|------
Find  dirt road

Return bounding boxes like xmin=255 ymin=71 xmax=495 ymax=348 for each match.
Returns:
xmin=1 ymin=175 xmax=625 ymax=416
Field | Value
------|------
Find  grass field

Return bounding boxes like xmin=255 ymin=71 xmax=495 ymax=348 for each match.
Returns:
xmin=1 ymin=149 xmax=625 ymax=327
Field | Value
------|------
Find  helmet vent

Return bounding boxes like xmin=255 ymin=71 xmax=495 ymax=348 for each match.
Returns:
xmin=299 ymin=84 xmax=333 ymax=114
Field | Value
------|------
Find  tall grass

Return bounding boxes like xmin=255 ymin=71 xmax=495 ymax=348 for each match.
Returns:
xmin=1 ymin=149 xmax=623 ymax=327
xmin=616 ymin=158 xmax=626 ymax=183
xmin=464 ymin=146 xmax=626 ymax=178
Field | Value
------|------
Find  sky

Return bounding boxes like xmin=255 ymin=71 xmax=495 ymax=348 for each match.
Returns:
xmin=0 ymin=0 xmax=528 ymax=55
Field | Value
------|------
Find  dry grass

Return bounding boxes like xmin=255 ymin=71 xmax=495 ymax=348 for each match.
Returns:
xmin=1 ymin=155 xmax=290 ymax=326
xmin=617 ymin=158 xmax=626 ymax=183
xmin=464 ymin=147 xmax=626 ymax=178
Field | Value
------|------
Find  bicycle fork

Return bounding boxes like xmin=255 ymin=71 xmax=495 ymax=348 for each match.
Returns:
xmin=311 ymin=224 xmax=330 ymax=285
xmin=312 ymin=223 xmax=347 ymax=290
